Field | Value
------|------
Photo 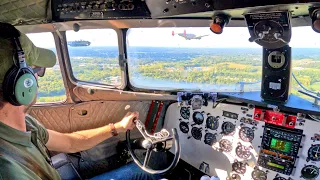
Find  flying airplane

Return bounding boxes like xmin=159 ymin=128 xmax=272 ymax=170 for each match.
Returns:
xmin=172 ymin=29 xmax=209 ymax=40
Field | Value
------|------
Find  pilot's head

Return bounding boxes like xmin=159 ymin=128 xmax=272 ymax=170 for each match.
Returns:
xmin=0 ymin=22 xmax=56 ymax=112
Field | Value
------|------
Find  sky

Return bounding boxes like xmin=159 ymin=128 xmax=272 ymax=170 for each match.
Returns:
xmin=27 ymin=26 xmax=320 ymax=49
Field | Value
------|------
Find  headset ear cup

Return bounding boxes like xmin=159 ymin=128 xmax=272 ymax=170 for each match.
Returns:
xmin=14 ymin=72 xmax=37 ymax=105
xmin=3 ymin=67 xmax=38 ymax=106
xmin=3 ymin=66 xmax=20 ymax=106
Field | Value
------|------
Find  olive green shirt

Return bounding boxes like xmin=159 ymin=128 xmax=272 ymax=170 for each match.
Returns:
xmin=0 ymin=115 xmax=61 ymax=180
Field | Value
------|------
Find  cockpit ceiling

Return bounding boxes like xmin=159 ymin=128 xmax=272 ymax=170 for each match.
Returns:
xmin=0 ymin=0 xmax=49 ymax=25
xmin=1 ymin=0 xmax=320 ymax=26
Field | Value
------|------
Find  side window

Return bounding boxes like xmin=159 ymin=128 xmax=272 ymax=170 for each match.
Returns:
xmin=66 ymin=29 xmax=121 ymax=86
xmin=27 ymin=32 xmax=66 ymax=103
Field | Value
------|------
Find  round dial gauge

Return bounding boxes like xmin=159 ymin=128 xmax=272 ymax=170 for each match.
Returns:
xmin=206 ymin=116 xmax=219 ymax=130
xmin=193 ymin=112 xmax=204 ymax=125
xmin=239 ymin=127 xmax=254 ymax=142
xmin=232 ymin=161 xmax=246 ymax=174
xmin=191 ymin=127 xmax=202 ymax=140
xmin=180 ymin=107 xmax=190 ymax=119
xmin=308 ymin=144 xmax=320 ymax=161
xmin=219 ymin=139 xmax=233 ymax=152
xmin=272 ymin=177 xmax=286 ymax=180
xmin=251 ymin=169 xmax=267 ymax=180
xmin=235 ymin=145 xmax=251 ymax=159
xmin=221 ymin=122 xmax=236 ymax=135
xmin=204 ymin=133 xmax=217 ymax=146
xmin=301 ymin=165 xmax=319 ymax=179
xmin=179 ymin=121 xmax=189 ymax=134
xmin=228 ymin=174 xmax=241 ymax=180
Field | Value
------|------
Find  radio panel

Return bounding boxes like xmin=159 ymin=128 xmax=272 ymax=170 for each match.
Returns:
xmin=52 ymin=0 xmax=150 ymax=21
xmin=261 ymin=124 xmax=303 ymax=157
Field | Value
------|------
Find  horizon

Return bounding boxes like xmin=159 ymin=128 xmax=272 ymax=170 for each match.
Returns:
xmin=28 ymin=27 xmax=320 ymax=49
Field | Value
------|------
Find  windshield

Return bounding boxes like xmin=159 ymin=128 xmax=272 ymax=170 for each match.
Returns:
xmin=127 ymin=27 xmax=320 ymax=98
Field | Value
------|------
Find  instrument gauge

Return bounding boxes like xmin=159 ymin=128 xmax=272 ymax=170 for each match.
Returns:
xmin=204 ymin=133 xmax=217 ymax=146
xmin=239 ymin=127 xmax=255 ymax=142
xmin=179 ymin=121 xmax=189 ymax=134
xmin=180 ymin=107 xmax=190 ymax=119
xmin=308 ymin=144 xmax=320 ymax=161
xmin=231 ymin=174 xmax=241 ymax=180
xmin=301 ymin=165 xmax=319 ymax=179
xmin=235 ymin=144 xmax=251 ymax=159
xmin=191 ymin=127 xmax=202 ymax=140
xmin=193 ymin=112 xmax=204 ymax=125
xmin=232 ymin=161 xmax=246 ymax=174
xmin=221 ymin=122 xmax=236 ymax=136
xmin=219 ymin=139 xmax=233 ymax=152
xmin=251 ymin=169 xmax=267 ymax=180
xmin=227 ymin=174 xmax=241 ymax=180
xmin=206 ymin=116 xmax=219 ymax=130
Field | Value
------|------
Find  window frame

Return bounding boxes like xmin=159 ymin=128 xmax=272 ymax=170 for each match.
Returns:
xmin=26 ymin=32 xmax=68 ymax=105
xmin=64 ymin=28 xmax=126 ymax=90
xmin=124 ymin=27 xmax=263 ymax=93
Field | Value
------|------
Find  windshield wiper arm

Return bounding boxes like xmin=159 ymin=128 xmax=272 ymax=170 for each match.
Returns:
xmin=237 ymin=81 xmax=261 ymax=93
xmin=292 ymin=73 xmax=320 ymax=106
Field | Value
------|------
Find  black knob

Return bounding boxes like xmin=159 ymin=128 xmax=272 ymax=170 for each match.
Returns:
xmin=163 ymin=8 xmax=169 ymax=13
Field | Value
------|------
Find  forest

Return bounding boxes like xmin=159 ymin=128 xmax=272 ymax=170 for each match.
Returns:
xmin=36 ymin=47 xmax=320 ymax=103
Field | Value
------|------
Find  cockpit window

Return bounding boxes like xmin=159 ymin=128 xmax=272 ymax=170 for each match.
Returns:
xmin=27 ymin=32 xmax=66 ymax=103
xmin=127 ymin=27 xmax=320 ymax=101
xmin=127 ymin=27 xmax=262 ymax=92
xmin=290 ymin=27 xmax=320 ymax=101
xmin=66 ymin=29 xmax=121 ymax=86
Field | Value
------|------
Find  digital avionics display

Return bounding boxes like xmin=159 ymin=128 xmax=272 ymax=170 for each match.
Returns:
xmin=267 ymin=162 xmax=285 ymax=170
xmin=270 ymin=138 xmax=292 ymax=153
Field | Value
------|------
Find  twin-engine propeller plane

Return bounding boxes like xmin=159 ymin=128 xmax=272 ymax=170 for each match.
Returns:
xmin=172 ymin=29 xmax=209 ymax=40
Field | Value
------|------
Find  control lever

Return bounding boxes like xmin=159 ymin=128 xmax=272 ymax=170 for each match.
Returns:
xmin=274 ymin=32 xmax=289 ymax=44
xmin=248 ymin=27 xmax=271 ymax=42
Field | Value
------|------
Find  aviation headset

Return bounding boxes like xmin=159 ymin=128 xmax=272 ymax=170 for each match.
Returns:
xmin=1 ymin=23 xmax=38 ymax=106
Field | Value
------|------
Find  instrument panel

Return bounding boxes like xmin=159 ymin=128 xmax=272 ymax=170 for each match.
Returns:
xmin=164 ymin=102 xmax=320 ymax=180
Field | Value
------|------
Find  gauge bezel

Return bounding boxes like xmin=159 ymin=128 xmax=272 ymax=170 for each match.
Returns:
xmin=204 ymin=132 xmax=217 ymax=146
xmin=251 ymin=169 xmax=267 ymax=180
xmin=221 ymin=121 xmax=236 ymax=136
xmin=301 ymin=165 xmax=319 ymax=179
xmin=179 ymin=121 xmax=189 ymax=134
xmin=307 ymin=144 xmax=320 ymax=162
xmin=191 ymin=127 xmax=202 ymax=140
xmin=219 ymin=139 xmax=233 ymax=152
xmin=239 ymin=126 xmax=255 ymax=142
xmin=206 ymin=116 xmax=219 ymax=130
xmin=235 ymin=144 xmax=251 ymax=159
xmin=192 ymin=111 xmax=204 ymax=125
xmin=232 ymin=161 xmax=246 ymax=174
xmin=180 ymin=107 xmax=190 ymax=119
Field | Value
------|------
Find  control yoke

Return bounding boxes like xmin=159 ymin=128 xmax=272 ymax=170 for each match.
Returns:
xmin=126 ymin=119 xmax=180 ymax=174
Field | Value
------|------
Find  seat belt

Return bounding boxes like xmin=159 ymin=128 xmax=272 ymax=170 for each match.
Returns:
xmin=0 ymin=138 xmax=53 ymax=180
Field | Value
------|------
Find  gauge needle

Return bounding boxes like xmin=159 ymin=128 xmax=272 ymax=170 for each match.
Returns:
xmin=311 ymin=169 xmax=316 ymax=174
xmin=315 ymin=147 xmax=320 ymax=157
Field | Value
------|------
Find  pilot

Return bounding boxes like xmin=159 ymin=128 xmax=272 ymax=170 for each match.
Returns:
xmin=0 ymin=23 xmax=159 ymax=180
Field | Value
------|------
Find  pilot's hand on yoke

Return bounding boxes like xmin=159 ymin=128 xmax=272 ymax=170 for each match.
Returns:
xmin=115 ymin=111 xmax=139 ymax=133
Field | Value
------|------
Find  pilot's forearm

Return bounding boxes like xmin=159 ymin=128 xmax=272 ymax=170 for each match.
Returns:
xmin=68 ymin=123 xmax=125 ymax=152
xmin=47 ymin=123 xmax=125 ymax=153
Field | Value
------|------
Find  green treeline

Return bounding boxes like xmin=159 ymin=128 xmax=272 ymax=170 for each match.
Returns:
xmin=36 ymin=54 xmax=320 ymax=103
